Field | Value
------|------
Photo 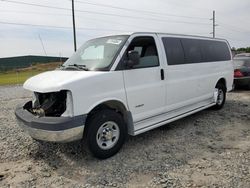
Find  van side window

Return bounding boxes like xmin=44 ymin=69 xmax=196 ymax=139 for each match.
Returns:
xmin=125 ymin=36 xmax=159 ymax=69
xmin=181 ymin=39 xmax=202 ymax=64
xmin=162 ymin=37 xmax=231 ymax=65
xmin=199 ymin=40 xmax=215 ymax=62
xmin=200 ymin=40 xmax=231 ymax=62
xmin=211 ymin=41 xmax=231 ymax=61
xmin=162 ymin=38 xmax=185 ymax=65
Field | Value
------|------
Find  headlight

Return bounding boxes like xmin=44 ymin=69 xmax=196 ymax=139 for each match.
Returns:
xmin=62 ymin=91 xmax=74 ymax=117
xmin=27 ymin=90 xmax=73 ymax=117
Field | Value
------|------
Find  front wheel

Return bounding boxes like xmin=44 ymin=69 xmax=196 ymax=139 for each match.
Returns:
xmin=213 ymin=83 xmax=226 ymax=110
xmin=86 ymin=109 xmax=126 ymax=159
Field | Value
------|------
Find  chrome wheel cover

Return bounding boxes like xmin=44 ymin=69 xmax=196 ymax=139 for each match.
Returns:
xmin=96 ymin=121 xmax=120 ymax=150
xmin=217 ymin=89 xmax=224 ymax=105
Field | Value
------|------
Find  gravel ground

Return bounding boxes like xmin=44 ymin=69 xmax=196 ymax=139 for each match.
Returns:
xmin=0 ymin=85 xmax=249 ymax=188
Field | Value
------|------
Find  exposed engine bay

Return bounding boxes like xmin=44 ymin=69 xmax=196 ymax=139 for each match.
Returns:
xmin=24 ymin=91 xmax=67 ymax=117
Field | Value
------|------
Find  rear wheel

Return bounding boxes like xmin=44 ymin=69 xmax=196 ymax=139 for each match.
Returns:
xmin=213 ymin=82 xmax=226 ymax=110
xmin=86 ymin=109 xmax=126 ymax=159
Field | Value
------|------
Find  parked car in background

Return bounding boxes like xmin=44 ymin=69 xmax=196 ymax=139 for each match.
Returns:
xmin=233 ymin=53 xmax=250 ymax=89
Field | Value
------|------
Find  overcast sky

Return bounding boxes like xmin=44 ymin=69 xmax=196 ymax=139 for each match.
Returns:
xmin=0 ymin=0 xmax=249 ymax=58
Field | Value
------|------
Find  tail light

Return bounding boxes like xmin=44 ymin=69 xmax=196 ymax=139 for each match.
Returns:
xmin=234 ymin=69 xmax=244 ymax=77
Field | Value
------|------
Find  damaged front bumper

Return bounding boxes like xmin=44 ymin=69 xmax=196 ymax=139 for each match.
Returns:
xmin=15 ymin=102 xmax=86 ymax=143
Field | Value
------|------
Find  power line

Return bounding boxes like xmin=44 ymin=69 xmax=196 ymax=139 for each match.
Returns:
xmin=219 ymin=26 xmax=250 ymax=36
xmin=0 ymin=21 xmax=210 ymax=37
xmin=0 ymin=0 xmax=71 ymax=11
xmin=0 ymin=21 xmax=134 ymax=32
xmin=0 ymin=9 xmax=211 ymax=32
xmin=0 ymin=1 xmax=209 ymax=22
xmin=0 ymin=9 xmax=158 ymax=30
xmin=0 ymin=0 xmax=211 ymax=25
xmin=216 ymin=34 xmax=247 ymax=43
xmin=1 ymin=0 xmax=210 ymax=21
xmin=217 ymin=22 xmax=250 ymax=34
xmin=0 ymin=9 xmax=70 ymax=16
xmin=216 ymin=12 xmax=250 ymax=26
xmin=74 ymin=0 xmax=209 ymax=20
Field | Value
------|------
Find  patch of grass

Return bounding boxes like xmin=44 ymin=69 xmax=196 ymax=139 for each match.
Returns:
xmin=0 ymin=70 xmax=43 ymax=85
xmin=0 ymin=62 xmax=61 ymax=85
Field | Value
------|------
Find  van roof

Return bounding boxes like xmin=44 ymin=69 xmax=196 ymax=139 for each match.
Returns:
xmin=132 ymin=32 xmax=227 ymax=41
xmin=95 ymin=32 xmax=227 ymax=42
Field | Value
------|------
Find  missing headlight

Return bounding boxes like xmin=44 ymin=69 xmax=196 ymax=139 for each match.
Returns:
xmin=26 ymin=91 xmax=67 ymax=117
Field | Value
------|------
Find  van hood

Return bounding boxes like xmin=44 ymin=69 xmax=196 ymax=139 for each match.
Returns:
xmin=24 ymin=70 xmax=106 ymax=93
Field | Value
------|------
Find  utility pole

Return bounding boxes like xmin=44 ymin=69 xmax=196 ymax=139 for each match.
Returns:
xmin=210 ymin=10 xmax=218 ymax=38
xmin=72 ymin=0 xmax=77 ymax=51
xmin=213 ymin=10 xmax=215 ymax=38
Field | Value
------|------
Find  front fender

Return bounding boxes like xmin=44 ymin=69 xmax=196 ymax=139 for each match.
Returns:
xmin=86 ymin=98 xmax=128 ymax=114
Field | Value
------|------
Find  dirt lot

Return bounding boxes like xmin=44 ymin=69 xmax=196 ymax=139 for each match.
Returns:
xmin=0 ymin=86 xmax=249 ymax=188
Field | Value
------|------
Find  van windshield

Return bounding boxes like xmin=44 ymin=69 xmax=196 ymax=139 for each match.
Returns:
xmin=63 ymin=35 xmax=128 ymax=71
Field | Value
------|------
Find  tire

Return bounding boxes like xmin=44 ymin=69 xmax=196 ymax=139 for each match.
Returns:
xmin=86 ymin=109 xmax=126 ymax=159
xmin=213 ymin=82 xmax=226 ymax=110
xmin=232 ymin=83 xmax=235 ymax=91
xmin=248 ymin=81 xmax=250 ymax=90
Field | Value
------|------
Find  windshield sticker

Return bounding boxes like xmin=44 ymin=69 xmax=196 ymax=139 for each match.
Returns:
xmin=106 ymin=39 xmax=122 ymax=45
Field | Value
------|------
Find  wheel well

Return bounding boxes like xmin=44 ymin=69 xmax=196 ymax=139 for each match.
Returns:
xmin=216 ymin=78 xmax=227 ymax=89
xmin=84 ymin=100 xmax=130 ymax=137
xmin=88 ymin=100 xmax=127 ymax=117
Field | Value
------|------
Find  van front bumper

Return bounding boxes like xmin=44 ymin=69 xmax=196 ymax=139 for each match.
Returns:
xmin=15 ymin=104 xmax=86 ymax=143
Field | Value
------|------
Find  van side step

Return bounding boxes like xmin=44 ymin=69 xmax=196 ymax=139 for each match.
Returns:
xmin=132 ymin=102 xmax=215 ymax=136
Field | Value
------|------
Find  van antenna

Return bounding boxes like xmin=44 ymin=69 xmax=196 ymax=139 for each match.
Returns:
xmin=38 ymin=34 xmax=47 ymax=56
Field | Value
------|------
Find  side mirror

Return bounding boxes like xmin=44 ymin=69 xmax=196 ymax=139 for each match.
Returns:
xmin=125 ymin=50 xmax=140 ymax=68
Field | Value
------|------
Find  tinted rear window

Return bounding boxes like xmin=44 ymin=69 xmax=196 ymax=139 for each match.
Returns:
xmin=211 ymin=41 xmax=231 ymax=61
xmin=162 ymin=37 xmax=231 ymax=65
xmin=199 ymin=40 xmax=216 ymax=62
xmin=162 ymin=38 xmax=185 ymax=65
xmin=181 ymin=39 xmax=202 ymax=64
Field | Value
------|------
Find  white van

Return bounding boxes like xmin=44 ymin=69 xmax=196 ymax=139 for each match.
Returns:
xmin=15 ymin=32 xmax=233 ymax=159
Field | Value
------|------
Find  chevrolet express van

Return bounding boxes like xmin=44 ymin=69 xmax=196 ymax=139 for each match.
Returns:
xmin=15 ymin=32 xmax=233 ymax=159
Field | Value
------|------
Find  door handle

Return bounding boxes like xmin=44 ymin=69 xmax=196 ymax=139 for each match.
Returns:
xmin=160 ymin=69 xmax=165 ymax=80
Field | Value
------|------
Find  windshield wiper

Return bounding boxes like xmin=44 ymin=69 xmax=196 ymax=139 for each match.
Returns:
xmin=56 ymin=64 xmax=66 ymax=70
xmin=65 ymin=64 xmax=89 ymax=71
